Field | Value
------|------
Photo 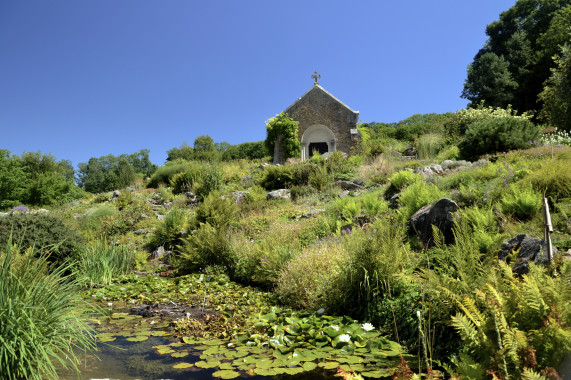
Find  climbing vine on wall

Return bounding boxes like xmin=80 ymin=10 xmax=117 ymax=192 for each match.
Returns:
xmin=265 ymin=112 xmax=301 ymax=161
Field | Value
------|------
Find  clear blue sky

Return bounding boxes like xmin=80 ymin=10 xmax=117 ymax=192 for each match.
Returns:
xmin=0 ymin=0 xmax=516 ymax=168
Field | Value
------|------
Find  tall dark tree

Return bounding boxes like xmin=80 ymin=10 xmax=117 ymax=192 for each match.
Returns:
xmin=462 ymin=0 xmax=570 ymax=113
xmin=539 ymin=44 xmax=571 ymax=130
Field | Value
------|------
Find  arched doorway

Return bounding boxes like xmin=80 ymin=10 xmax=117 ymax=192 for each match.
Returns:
xmin=300 ymin=124 xmax=336 ymax=160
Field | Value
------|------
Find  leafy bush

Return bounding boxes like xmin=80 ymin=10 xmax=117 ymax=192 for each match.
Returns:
xmin=436 ymin=145 xmax=460 ymax=161
xmin=0 ymin=213 xmax=83 ymax=265
xmin=179 ymin=222 xmax=235 ymax=273
xmin=72 ymin=239 xmax=134 ymax=287
xmin=265 ymin=112 xmax=301 ymax=161
xmin=526 ymin=159 xmax=571 ymax=201
xmin=500 ymin=183 xmax=542 ymax=220
xmin=147 ymin=160 xmax=190 ymax=188
xmin=169 ymin=165 xmax=202 ymax=194
xmin=0 ymin=241 xmax=96 ymax=379
xmin=259 ymin=162 xmax=315 ymax=190
xmin=193 ymin=193 xmax=237 ymax=230
xmin=194 ymin=164 xmax=223 ymax=200
xmin=458 ymin=117 xmax=539 ymax=159
xmin=149 ymin=208 xmax=188 ymax=250
xmin=325 ymin=150 xmax=356 ymax=180
xmin=101 ymin=198 xmax=153 ymax=236
xmin=308 ymin=165 xmax=330 ymax=191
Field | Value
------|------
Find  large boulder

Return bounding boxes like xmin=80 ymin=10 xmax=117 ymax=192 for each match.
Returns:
xmin=411 ymin=198 xmax=459 ymax=246
xmin=499 ymin=234 xmax=557 ymax=276
xmin=266 ymin=189 xmax=291 ymax=200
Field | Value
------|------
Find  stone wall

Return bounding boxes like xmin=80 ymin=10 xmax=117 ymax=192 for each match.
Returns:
xmin=273 ymin=85 xmax=359 ymax=163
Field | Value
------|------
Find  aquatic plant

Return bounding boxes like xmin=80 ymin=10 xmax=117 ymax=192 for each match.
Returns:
xmin=0 ymin=239 xmax=96 ymax=379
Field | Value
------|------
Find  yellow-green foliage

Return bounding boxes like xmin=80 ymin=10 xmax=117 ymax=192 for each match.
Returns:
xmin=445 ymin=262 xmax=571 ymax=377
xmin=388 ymin=170 xmax=421 ymax=192
xmin=500 ymin=183 xmax=542 ymax=220
xmin=416 ymin=133 xmax=444 ymax=159
xmin=526 ymin=159 xmax=571 ymax=201
xmin=398 ymin=181 xmax=445 ymax=223
xmin=275 ymin=242 xmax=347 ymax=310
xmin=149 ymin=208 xmax=188 ymax=250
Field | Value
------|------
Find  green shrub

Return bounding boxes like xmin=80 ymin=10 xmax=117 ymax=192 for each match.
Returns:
xmin=179 ymin=222 xmax=235 ymax=273
xmin=325 ymin=150 xmax=356 ymax=180
xmin=436 ymin=145 xmax=460 ymax=161
xmin=360 ymin=192 xmax=389 ymax=220
xmin=72 ymin=239 xmax=134 ymax=287
xmin=290 ymin=185 xmax=317 ymax=201
xmin=194 ymin=164 xmax=223 ymax=200
xmin=388 ymin=170 xmax=421 ymax=192
xmin=169 ymin=166 xmax=202 ymax=194
xmin=458 ymin=117 xmax=539 ymax=159
xmin=398 ymin=181 xmax=445 ymax=223
xmin=500 ymin=183 xmax=542 ymax=220
xmin=456 ymin=206 xmax=502 ymax=254
xmin=258 ymin=164 xmax=311 ymax=190
xmin=193 ymin=193 xmax=237 ymax=230
xmin=149 ymin=208 xmax=188 ymax=250
xmin=243 ymin=185 xmax=267 ymax=204
xmin=0 ymin=213 xmax=83 ymax=265
xmin=147 ymin=160 xmax=190 ymax=188
xmin=0 ymin=241 xmax=96 ymax=379
xmin=100 ymin=197 xmax=153 ymax=237
xmin=526 ymin=159 xmax=571 ymax=201
xmin=308 ymin=165 xmax=330 ymax=191
xmin=416 ymin=133 xmax=444 ymax=160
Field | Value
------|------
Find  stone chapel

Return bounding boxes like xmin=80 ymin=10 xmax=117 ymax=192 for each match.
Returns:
xmin=273 ymin=72 xmax=360 ymax=164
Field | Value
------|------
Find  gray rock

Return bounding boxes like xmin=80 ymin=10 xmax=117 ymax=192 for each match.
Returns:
xmin=414 ymin=164 xmax=443 ymax=177
xmin=353 ymin=178 xmax=365 ymax=186
xmin=335 ymin=180 xmax=363 ymax=191
xmin=411 ymin=198 xmax=459 ymax=246
xmin=499 ymin=234 xmax=557 ymax=276
xmin=295 ymin=209 xmax=326 ymax=220
xmin=403 ymin=144 xmax=416 ymax=157
xmin=440 ymin=160 xmax=455 ymax=170
xmin=157 ymin=214 xmax=166 ymax=221
xmin=134 ymin=229 xmax=148 ymax=235
xmin=111 ymin=190 xmax=121 ymax=200
xmin=258 ymin=163 xmax=270 ymax=170
xmin=389 ymin=193 xmax=401 ymax=210
xmin=185 ymin=192 xmax=197 ymax=202
xmin=163 ymin=201 xmax=173 ymax=209
xmin=231 ymin=191 xmax=249 ymax=205
xmin=266 ymin=189 xmax=291 ymax=200
xmin=338 ymin=190 xmax=350 ymax=199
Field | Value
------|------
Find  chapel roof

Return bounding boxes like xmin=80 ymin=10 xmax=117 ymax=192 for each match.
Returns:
xmin=284 ymin=84 xmax=359 ymax=116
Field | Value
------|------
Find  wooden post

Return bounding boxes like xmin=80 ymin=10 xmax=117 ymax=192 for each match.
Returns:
xmin=543 ymin=197 xmax=553 ymax=262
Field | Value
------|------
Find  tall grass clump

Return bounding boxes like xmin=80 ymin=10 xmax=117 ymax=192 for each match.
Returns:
xmin=526 ymin=159 xmax=571 ymax=202
xmin=0 ymin=240 xmax=96 ymax=379
xmin=416 ymin=133 xmax=444 ymax=160
xmin=72 ymin=239 xmax=135 ymax=286
xmin=387 ymin=170 xmax=421 ymax=193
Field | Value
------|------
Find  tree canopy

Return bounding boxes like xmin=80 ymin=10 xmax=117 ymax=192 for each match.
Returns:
xmin=265 ymin=112 xmax=301 ymax=161
xmin=462 ymin=0 xmax=571 ymax=114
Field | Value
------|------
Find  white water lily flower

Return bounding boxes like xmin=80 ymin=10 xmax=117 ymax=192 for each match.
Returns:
xmin=330 ymin=325 xmax=340 ymax=331
xmin=361 ymin=323 xmax=374 ymax=332
xmin=338 ymin=334 xmax=351 ymax=343
xmin=107 ymin=302 xmax=112 ymax=307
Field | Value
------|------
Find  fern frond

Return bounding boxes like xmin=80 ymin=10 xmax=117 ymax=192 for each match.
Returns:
xmin=451 ymin=314 xmax=482 ymax=348
xmin=521 ymin=368 xmax=546 ymax=380
xmin=461 ymin=296 xmax=486 ymax=328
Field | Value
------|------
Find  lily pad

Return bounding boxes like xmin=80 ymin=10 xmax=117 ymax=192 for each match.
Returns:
xmin=173 ymin=362 xmax=194 ymax=369
xmin=212 ymin=369 xmax=240 ymax=379
xmin=195 ymin=360 xmax=222 ymax=369
xmin=171 ymin=352 xmax=189 ymax=358
xmin=302 ymin=362 xmax=318 ymax=371
xmin=126 ymin=336 xmax=149 ymax=342
xmin=318 ymin=361 xmax=340 ymax=369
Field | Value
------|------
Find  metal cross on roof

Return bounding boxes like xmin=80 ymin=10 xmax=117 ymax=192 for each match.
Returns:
xmin=311 ymin=71 xmax=321 ymax=85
